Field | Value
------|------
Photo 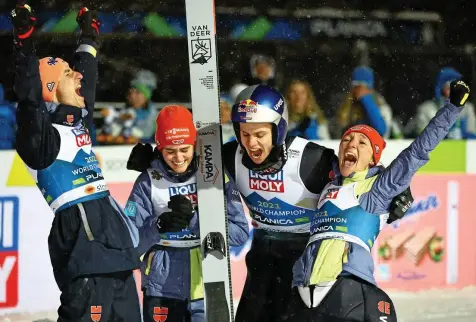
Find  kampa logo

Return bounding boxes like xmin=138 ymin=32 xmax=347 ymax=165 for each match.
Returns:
xmin=168 ymin=183 xmax=198 ymax=205
xmin=198 ymin=130 xmax=216 ymax=137
xmin=249 ymin=171 xmax=284 ymax=192
xmin=201 ymin=145 xmax=219 ymax=183
xmin=0 ymin=197 xmax=19 ymax=308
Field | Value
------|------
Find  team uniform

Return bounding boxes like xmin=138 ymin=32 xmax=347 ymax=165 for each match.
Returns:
xmin=126 ymin=84 xmax=413 ymax=322
xmin=13 ymin=11 xmax=142 ymax=321
xmin=290 ymin=101 xmax=466 ymax=321
xmin=126 ymin=105 xmax=249 ymax=322
xmin=224 ymin=84 xmax=412 ymax=322
xmin=223 ymin=136 xmax=335 ymax=322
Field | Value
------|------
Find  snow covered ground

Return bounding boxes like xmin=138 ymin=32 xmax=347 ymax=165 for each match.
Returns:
xmin=389 ymin=287 xmax=476 ymax=322
xmin=1 ymin=288 xmax=475 ymax=322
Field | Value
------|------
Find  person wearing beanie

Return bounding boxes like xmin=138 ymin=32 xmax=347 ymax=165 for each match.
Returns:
xmin=407 ymin=66 xmax=476 ymax=139
xmin=12 ymin=4 xmax=143 ymax=320
xmin=290 ymin=80 xmax=471 ymax=321
xmin=336 ymin=66 xmax=393 ymax=138
xmin=127 ymin=85 xmax=413 ymax=322
xmin=124 ymin=105 xmax=249 ymax=322
xmin=114 ymin=78 xmax=158 ymax=144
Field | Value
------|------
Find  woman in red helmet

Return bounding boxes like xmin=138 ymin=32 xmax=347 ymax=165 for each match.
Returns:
xmin=125 ymin=105 xmax=249 ymax=322
xmin=290 ymin=80 xmax=470 ymax=321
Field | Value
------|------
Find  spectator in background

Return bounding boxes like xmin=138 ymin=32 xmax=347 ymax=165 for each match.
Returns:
xmin=285 ymin=79 xmax=330 ymax=140
xmin=0 ymin=84 xmax=17 ymax=149
xmin=97 ymin=70 xmax=158 ymax=144
xmin=407 ymin=67 xmax=476 ymax=139
xmin=244 ymin=54 xmax=277 ymax=88
xmin=220 ymin=94 xmax=236 ymax=143
xmin=336 ymin=66 xmax=392 ymax=138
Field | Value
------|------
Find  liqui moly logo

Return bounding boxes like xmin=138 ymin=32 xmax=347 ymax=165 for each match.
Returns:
xmin=72 ymin=128 xmax=91 ymax=147
xmin=249 ymin=170 xmax=284 ymax=192
xmin=168 ymin=183 xmax=198 ymax=205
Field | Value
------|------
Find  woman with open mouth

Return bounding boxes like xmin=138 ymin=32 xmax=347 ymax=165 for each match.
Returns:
xmin=126 ymin=84 xmax=414 ymax=322
xmin=290 ymin=80 xmax=470 ymax=322
xmin=125 ymin=105 xmax=249 ymax=322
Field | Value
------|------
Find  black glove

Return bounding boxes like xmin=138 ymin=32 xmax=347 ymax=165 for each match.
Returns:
xmin=127 ymin=143 xmax=154 ymax=172
xmin=10 ymin=3 xmax=36 ymax=51
xmin=76 ymin=7 xmax=101 ymax=42
xmin=157 ymin=211 xmax=194 ymax=233
xmin=449 ymin=80 xmax=470 ymax=107
xmin=168 ymin=195 xmax=194 ymax=214
xmin=387 ymin=187 xmax=414 ymax=224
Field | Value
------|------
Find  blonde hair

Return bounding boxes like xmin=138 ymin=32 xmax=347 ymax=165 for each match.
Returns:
xmin=285 ymin=80 xmax=327 ymax=124
xmin=337 ymin=92 xmax=386 ymax=130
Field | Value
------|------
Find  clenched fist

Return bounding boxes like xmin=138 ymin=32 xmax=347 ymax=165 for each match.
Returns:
xmin=449 ymin=80 xmax=470 ymax=107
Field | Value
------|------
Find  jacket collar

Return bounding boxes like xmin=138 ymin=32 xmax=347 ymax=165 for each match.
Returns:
xmin=50 ymin=104 xmax=88 ymax=127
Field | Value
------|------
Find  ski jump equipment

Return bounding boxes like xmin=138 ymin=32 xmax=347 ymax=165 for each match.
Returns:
xmin=185 ymin=0 xmax=234 ymax=321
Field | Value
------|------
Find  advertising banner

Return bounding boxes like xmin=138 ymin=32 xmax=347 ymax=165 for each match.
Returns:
xmin=0 ymin=140 xmax=475 ymax=315
xmin=374 ymin=175 xmax=476 ymax=291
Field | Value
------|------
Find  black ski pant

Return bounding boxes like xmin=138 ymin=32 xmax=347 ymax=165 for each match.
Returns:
xmin=143 ymin=296 xmax=204 ymax=322
xmin=57 ymin=271 xmax=141 ymax=322
xmin=235 ymin=230 xmax=309 ymax=322
xmin=287 ymin=275 xmax=397 ymax=322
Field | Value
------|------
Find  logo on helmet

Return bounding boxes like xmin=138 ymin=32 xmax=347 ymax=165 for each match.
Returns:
xmin=238 ymin=99 xmax=258 ymax=113
xmin=46 ymin=82 xmax=55 ymax=92
xmin=273 ymin=98 xmax=284 ymax=111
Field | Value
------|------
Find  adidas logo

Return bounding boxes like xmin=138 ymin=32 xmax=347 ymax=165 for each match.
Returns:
xmin=46 ymin=82 xmax=55 ymax=92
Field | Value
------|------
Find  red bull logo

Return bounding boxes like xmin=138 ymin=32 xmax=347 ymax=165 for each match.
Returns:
xmin=238 ymin=99 xmax=258 ymax=113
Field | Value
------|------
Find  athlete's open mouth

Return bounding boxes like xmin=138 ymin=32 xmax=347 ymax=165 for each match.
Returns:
xmin=250 ymin=148 xmax=262 ymax=159
xmin=343 ymin=152 xmax=357 ymax=167
xmin=75 ymin=84 xmax=82 ymax=96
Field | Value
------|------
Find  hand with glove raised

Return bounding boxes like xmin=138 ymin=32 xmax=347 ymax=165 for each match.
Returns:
xmin=10 ymin=3 xmax=36 ymax=51
xmin=387 ymin=187 xmax=413 ymax=224
xmin=449 ymin=80 xmax=470 ymax=107
xmin=156 ymin=195 xmax=195 ymax=233
xmin=76 ymin=7 xmax=101 ymax=42
xmin=127 ymin=143 xmax=154 ymax=172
